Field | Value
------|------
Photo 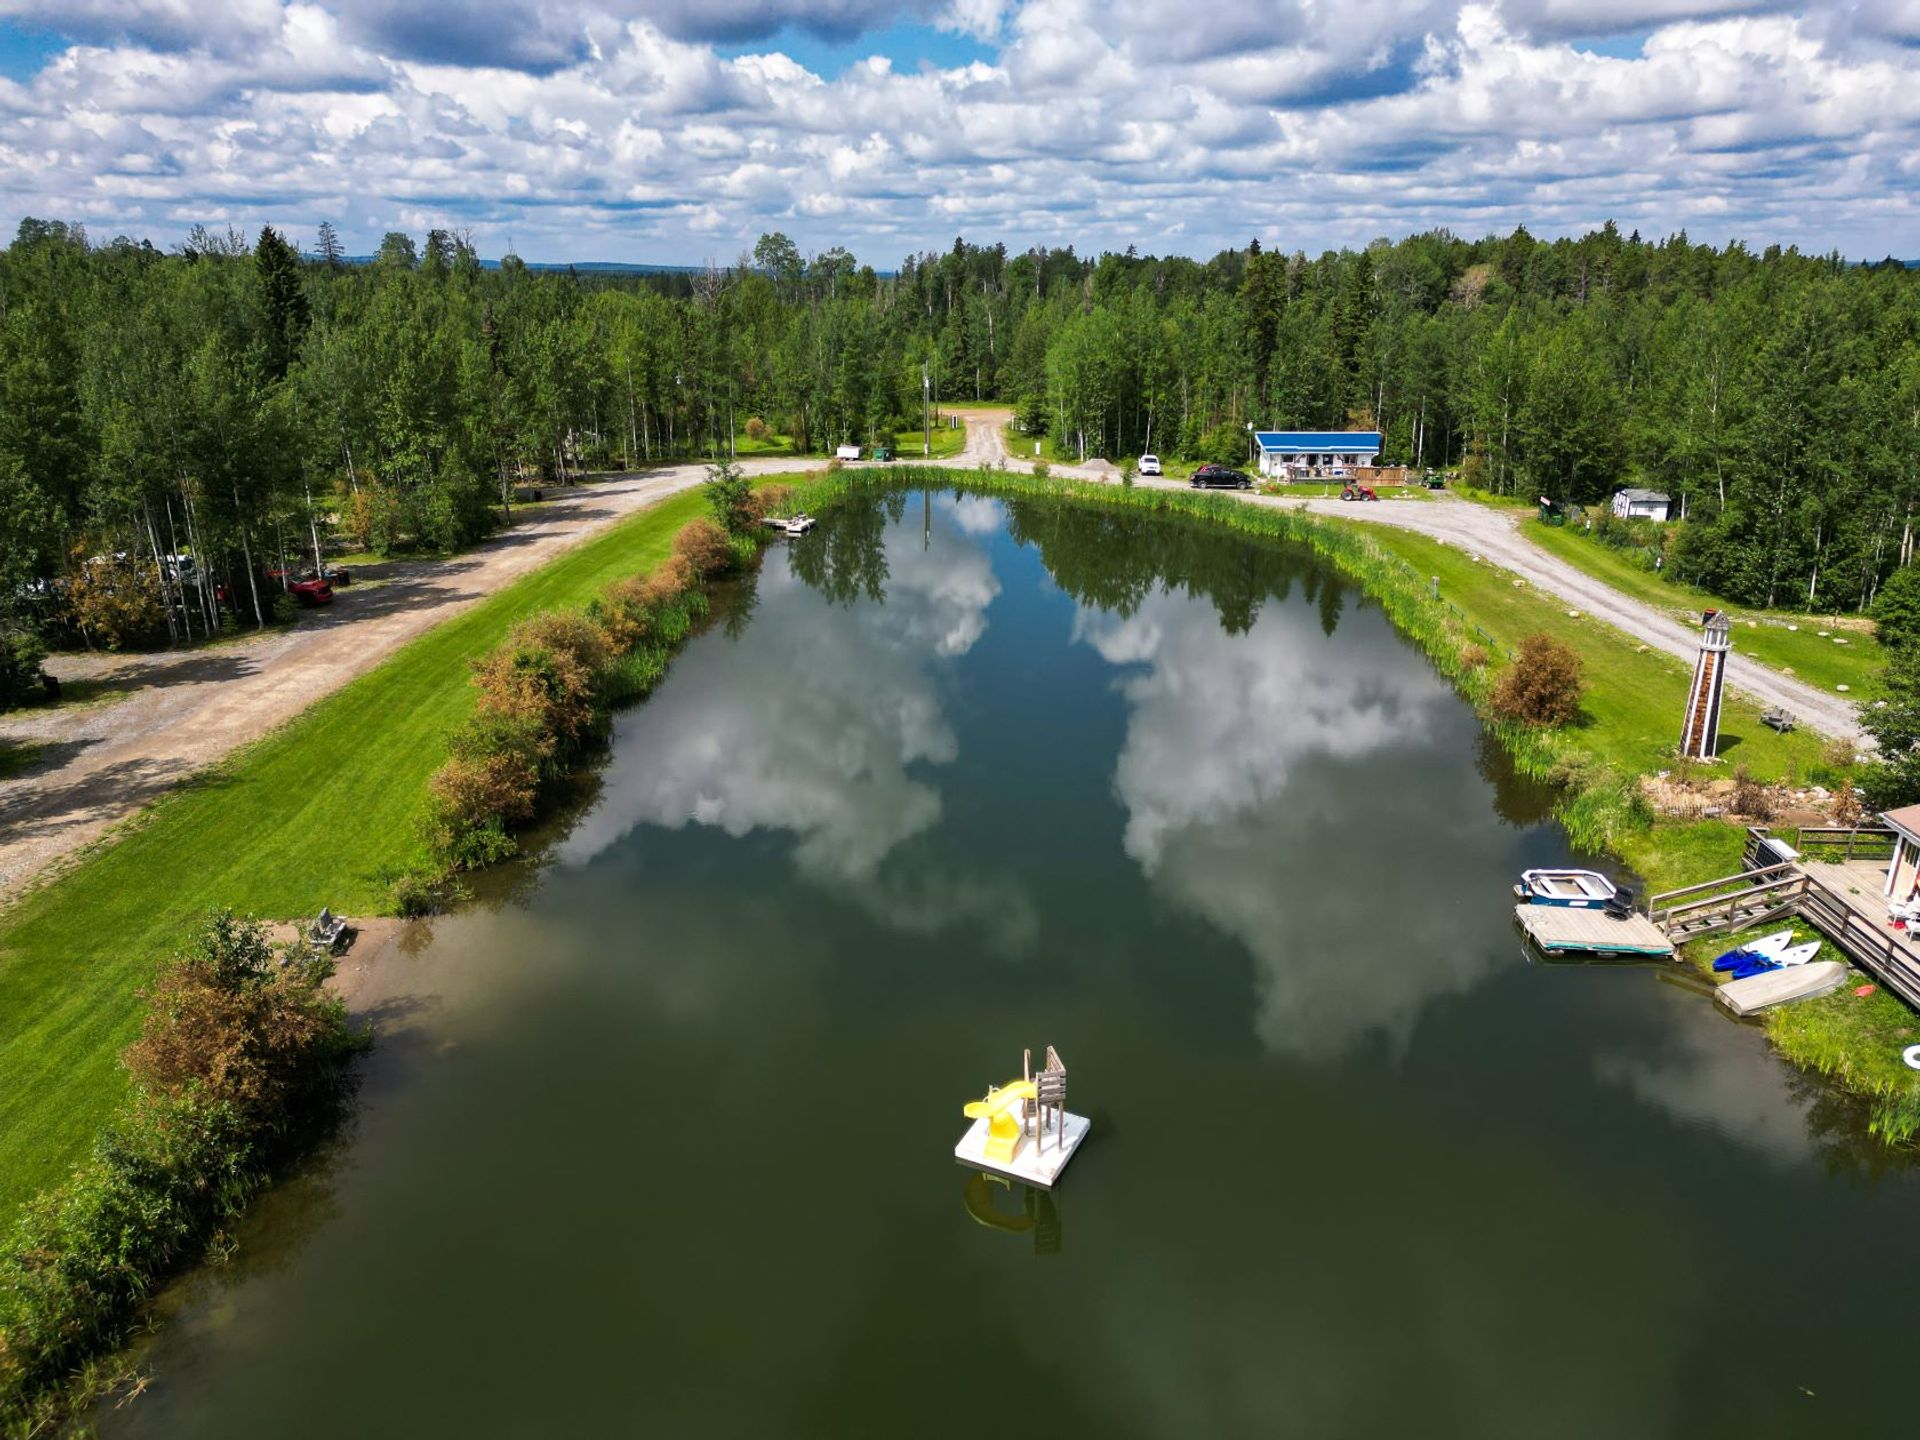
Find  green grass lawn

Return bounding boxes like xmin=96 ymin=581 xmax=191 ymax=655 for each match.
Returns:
xmin=0 ymin=481 xmax=775 ymax=1220
xmin=1449 ymin=484 xmax=1536 ymax=511
xmin=1524 ymin=522 xmax=1885 ymax=696
xmin=895 ymin=424 xmax=967 ymax=459
xmin=731 ymin=432 xmax=814 ymax=459
xmin=1364 ymin=526 xmax=1832 ymax=785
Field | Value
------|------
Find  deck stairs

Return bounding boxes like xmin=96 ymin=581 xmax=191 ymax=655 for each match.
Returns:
xmin=1645 ymin=826 xmax=1920 ymax=1011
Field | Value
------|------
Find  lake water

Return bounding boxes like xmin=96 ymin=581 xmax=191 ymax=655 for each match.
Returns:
xmin=107 ymin=488 xmax=1920 ymax=1437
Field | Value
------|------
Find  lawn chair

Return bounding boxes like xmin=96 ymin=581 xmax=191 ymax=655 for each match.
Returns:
xmin=1759 ymin=706 xmax=1796 ymax=733
xmin=309 ymin=906 xmax=349 ymax=953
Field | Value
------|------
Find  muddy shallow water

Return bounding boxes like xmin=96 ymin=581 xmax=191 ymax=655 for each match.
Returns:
xmin=106 ymin=488 xmax=1920 ymax=1438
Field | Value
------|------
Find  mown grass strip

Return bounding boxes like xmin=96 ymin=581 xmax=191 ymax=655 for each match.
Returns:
xmin=1524 ymin=520 xmax=1885 ymax=695
xmin=0 ymin=481 xmax=742 ymax=1218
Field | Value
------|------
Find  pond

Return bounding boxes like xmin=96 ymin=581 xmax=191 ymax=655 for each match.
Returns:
xmin=107 ymin=487 xmax=1920 ymax=1437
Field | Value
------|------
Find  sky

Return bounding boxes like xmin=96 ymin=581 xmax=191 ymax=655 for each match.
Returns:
xmin=0 ymin=1 xmax=1916 ymax=267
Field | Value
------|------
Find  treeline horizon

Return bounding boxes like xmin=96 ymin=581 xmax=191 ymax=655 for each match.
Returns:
xmin=2 ymin=213 xmax=1918 ymax=696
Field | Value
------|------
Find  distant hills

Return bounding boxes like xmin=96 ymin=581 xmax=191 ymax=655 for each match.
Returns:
xmin=338 ymin=256 xmax=705 ymax=274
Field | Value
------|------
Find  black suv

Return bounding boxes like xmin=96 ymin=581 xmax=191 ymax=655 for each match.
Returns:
xmin=1190 ymin=464 xmax=1252 ymax=490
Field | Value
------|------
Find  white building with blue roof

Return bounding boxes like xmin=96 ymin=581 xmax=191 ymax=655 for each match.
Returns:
xmin=1253 ymin=430 xmax=1382 ymax=478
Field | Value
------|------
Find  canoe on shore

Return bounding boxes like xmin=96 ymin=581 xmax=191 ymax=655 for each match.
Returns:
xmin=1716 ymin=961 xmax=1850 ymax=1017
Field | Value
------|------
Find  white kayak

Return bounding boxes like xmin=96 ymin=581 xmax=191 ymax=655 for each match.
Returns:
xmin=1742 ymin=930 xmax=1795 ymax=961
xmin=1774 ymin=940 xmax=1823 ymax=967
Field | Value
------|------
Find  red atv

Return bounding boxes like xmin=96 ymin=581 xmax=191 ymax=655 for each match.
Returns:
xmin=1340 ymin=484 xmax=1379 ymax=502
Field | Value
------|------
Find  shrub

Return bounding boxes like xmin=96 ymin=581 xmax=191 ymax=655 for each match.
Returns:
xmin=1031 ymin=460 xmax=1050 ymax=479
xmin=750 ymin=484 xmax=793 ymax=523
xmin=1731 ymin=763 xmax=1775 ymax=820
xmin=1834 ymin=778 xmax=1865 ymax=827
xmin=124 ymin=910 xmax=353 ymax=1121
xmin=0 ymin=913 xmax=360 ymax=1426
xmin=744 ymin=415 xmax=770 ymax=442
xmin=703 ymin=459 xmax=756 ymax=536
xmin=64 ymin=550 xmax=166 ymax=650
xmin=673 ymin=518 xmax=734 ymax=578
xmin=1459 ymin=642 xmax=1489 ymax=670
xmin=0 ymin=623 xmax=47 ymax=710
xmin=1871 ymin=563 xmax=1920 ymax=651
xmin=1489 ymin=632 xmax=1584 ymax=726
xmin=1823 ymin=735 xmax=1858 ymax=770
xmin=471 ymin=614 xmax=607 ymax=754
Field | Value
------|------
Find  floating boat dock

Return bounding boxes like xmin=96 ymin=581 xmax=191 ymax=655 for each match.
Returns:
xmin=1515 ymin=904 xmax=1675 ymax=958
xmin=1716 ymin=960 xmax=1850 ymax=1016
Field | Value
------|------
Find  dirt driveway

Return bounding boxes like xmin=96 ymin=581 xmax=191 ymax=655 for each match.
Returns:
xmin=0 ymin=461 xmax=799 ymax=905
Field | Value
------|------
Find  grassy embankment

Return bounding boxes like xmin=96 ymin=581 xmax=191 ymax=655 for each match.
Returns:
xmin=0 ymin=479 xmax=791 ymax=1219
xmin=1523 ymin=520 xmax=1885 ymax=697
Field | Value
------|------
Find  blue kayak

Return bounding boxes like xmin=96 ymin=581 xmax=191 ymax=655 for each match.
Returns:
xmin=1712 ymin=930 xmax=1795 ymax=972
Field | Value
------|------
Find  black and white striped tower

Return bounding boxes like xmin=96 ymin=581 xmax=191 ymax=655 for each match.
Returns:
xmin=1680 ymin=608 xmax=1732 ymax=759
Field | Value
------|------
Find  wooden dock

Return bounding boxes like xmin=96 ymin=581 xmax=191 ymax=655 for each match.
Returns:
xmin=1515 ymin=905 xmax=1675 ymax=957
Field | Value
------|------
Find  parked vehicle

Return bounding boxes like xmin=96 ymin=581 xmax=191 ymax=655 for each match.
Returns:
xmin=287 ymin=576 xmax=333 ymax=607
xmin=1340 ymin=484 xmax=1379 ymax=502
xmin=1138 ymin=454 xmax=1162 ymax=476
xmin=1190 ymin=464 xmax=1251 ymax=490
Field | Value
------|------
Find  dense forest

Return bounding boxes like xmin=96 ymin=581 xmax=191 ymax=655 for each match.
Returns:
xmin=3 ymin=216 xmax=1919 ymax=702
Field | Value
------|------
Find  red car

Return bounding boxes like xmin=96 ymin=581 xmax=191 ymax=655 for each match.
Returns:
xmin=288 ymin=576 xmax=333 ymax=606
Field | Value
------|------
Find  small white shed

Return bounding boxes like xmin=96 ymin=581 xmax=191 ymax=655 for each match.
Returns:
xmin=1611 ymin=488 xmax=1671 ymax=522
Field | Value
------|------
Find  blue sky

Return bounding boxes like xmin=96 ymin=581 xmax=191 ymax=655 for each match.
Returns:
xmin=0 ymin=2 xmax=1914 ymax=265
xmin=0 ymin=19 xmax=61 ymax=80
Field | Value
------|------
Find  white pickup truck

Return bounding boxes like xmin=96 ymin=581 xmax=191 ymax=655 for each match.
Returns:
xmin=835 ymin=444 xmax=862 ymax=461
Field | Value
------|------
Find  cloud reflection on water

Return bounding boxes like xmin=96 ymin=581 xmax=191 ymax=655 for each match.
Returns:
xmin=1076 ymin=590 xmax=1527 ymax=1059
xmin=557 ymin=511 xmax=1035 ymax=948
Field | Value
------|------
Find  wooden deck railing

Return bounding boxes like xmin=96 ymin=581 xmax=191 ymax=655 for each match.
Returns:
xmin=1741 ymin=823 xmax=1895 ymax=871
xmin=1648 ymin=854 xmax=1920 ymax=1012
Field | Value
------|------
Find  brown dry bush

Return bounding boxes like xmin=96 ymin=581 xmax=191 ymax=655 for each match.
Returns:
xmin=125 ymin=911 xmax=349 ymax=1119
xmin=1458 ymin=642 xmax=1489 ymax=671
xmin=471 ymin=614 xmax=607 ymax=751
xmin=1489 ymin=632 xmax=1585 ymax=727
xmin=744 ymin=416 xmax=770 ymax=441
xmin=595 ymin=574 xmax=658 ymax=652
xmin=1730 ymin=763 xmax=1776 ymax=820
xmin=672 ymin=517 xmax=734 ymax=578
xmin=749 ymin=483 xmax=793 ymax=522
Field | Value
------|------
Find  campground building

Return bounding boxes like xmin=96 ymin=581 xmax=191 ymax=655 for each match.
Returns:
xmin=1253 ymin=431 xmax=1382 ymax=479
xmin=1611 ymin=488 xmax=1672 ymax=522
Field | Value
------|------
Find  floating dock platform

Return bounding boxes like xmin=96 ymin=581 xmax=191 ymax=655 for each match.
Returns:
xmin=954 ymin=1112 xmax=1090 ymax=1189
xmin=1516 ymin=904 xmax=1675 ymax=958
xmin=1716 ymin=960 xmax=1849 ymax=1016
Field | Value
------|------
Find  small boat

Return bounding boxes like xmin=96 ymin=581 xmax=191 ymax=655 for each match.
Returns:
xmin=1717 ymin=960 xmax=1849 ymax=1016
xmin=784 ymin=513 xmax=817 ymax=536
xmin=1711 ymin=930 xmax=1794 ymax=972
xmin=1515 ymin=869 xmax=1621 ymax=909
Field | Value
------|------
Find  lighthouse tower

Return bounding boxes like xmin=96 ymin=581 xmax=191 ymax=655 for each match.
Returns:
xmin=1681 ymin=609 xmax=1732 ymax=759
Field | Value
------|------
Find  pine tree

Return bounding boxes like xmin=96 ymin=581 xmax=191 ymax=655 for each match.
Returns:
xmin=254 ymin=226 xmax=309 ymax=382
xmin=314 ymin=219 xmax=343 ymax=270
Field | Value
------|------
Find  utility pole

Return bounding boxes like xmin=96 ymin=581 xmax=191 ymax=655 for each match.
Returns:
xmin=923 ymin=362 xmax=931 ymax=457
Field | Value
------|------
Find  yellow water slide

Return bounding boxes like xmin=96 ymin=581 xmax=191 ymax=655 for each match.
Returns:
xmin=963 ymin=1078 xmax=1038 ymax=1163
